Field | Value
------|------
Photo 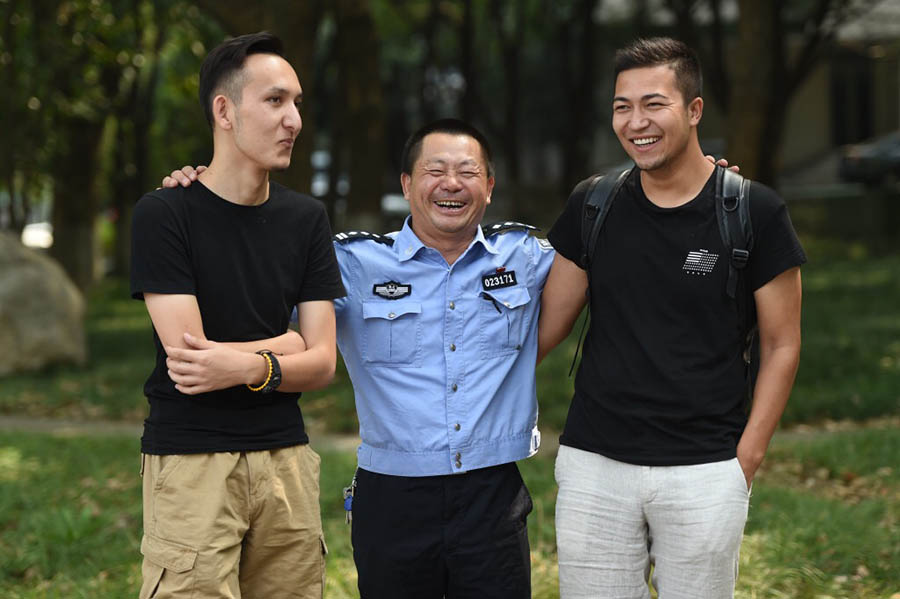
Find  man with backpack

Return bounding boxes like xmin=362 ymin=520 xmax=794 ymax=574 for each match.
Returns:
xmin=538 ymin=37 xmax=806 ymax=598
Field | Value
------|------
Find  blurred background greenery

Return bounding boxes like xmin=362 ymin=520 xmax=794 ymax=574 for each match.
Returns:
xmin=1 ymin=0 xmax=899 ymax=597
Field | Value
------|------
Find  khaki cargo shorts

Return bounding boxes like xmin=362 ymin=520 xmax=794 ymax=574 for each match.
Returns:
xmin=139 ymin=444 xmax=326 ymax=599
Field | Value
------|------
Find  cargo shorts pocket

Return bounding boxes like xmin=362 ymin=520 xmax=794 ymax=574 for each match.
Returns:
xmin=139 ymin=534 xmax=198 ymax=599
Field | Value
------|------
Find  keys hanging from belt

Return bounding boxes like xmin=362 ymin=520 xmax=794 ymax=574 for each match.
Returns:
xmin=342 ymin=471 xmax=357 ymax=525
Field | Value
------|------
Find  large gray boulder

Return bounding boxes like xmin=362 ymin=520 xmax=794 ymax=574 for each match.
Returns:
xmin=0 ymin=232 xmax=87 ymax=374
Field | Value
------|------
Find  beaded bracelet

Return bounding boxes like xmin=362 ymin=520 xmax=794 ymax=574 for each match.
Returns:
xmin=247 ymin=351 xmax=273 ymax=392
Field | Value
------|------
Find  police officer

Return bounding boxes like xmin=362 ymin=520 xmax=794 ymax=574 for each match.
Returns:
xmin=334 ymin=119 xmax=554 ymax=598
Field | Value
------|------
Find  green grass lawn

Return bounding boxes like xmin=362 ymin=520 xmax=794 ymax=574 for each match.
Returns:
xmin=0 ymin=241 xmax=898 ymax=596
xmin=0 ymin=429 xmax=896 ymax=598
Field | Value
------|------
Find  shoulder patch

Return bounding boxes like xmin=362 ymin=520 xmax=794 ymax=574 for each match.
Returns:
xmin=333 ymin=231 xmax=394 ymax=246
xmin=483 ymin=221 xmax=540 ymax=236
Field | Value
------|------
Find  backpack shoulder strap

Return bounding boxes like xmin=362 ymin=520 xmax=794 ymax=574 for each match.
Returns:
xmin=567 ymin=167 xmax=630 ymax=378
xmin=715 ymin=166 xmax=759 ymax=400
xmin=714 ymin=166 xmax=753 ymax=299
xmin=580 ymin=168 xmax=631 ymax=269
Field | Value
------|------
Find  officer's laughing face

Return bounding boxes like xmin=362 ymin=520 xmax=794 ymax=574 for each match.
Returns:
xmin=401 ymin=132 xmax=495 ymax=247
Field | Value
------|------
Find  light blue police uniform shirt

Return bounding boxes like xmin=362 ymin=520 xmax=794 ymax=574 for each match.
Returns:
xmin=333 ymin=217 xmax=555 ymax=476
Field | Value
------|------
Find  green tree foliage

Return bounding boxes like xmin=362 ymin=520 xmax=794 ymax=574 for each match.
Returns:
xmin=0 ymin=0 xmax=223 ymax=287
xmin=1 ymin=0 xmax=892 ymax=285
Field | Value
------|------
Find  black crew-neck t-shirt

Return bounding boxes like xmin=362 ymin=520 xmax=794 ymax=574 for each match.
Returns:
xmin=130 ymin=181 xmax=346 ymax=455
xmin=548 ymin=168 xmax=806 ymax=466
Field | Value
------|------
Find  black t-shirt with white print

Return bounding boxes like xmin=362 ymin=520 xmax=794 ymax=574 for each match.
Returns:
xmin=130 ymin=181 xmax=346 ymax=455
xmin=548 ymin=168 xmax=806 ymax=466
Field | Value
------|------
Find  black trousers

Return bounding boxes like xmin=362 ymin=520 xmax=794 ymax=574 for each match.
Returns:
xmin=351 ymin=462 xmax=533 ymax=599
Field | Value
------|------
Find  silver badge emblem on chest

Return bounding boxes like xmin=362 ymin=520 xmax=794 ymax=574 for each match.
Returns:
xmin=373 ymin=281 xmax=412 ymax=299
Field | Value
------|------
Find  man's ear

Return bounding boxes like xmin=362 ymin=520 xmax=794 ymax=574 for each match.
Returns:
xmin=212 ymin=94 xmax=234 ymax=131
xmin=400 ymin=172 xmax=412 ymax=201
xmin=688 ymin=96 xmax=703 ymax=127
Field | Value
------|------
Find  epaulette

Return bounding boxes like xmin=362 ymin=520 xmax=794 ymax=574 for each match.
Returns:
xmin=483 ymin=221 xmax=540 ymax=236
xmin=333 ymin=231 xmax=395 ymax=246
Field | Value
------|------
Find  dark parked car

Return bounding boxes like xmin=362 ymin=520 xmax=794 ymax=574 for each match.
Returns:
xmin=839 ymin=130 xmax=900 ymax=185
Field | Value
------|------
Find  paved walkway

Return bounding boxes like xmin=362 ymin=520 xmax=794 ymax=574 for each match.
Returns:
xmin=0 ymin=415 xmax=362 ymax=452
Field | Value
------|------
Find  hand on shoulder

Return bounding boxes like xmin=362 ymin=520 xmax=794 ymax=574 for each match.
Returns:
xmin=161 ymin=165 xmax=207 ymax=188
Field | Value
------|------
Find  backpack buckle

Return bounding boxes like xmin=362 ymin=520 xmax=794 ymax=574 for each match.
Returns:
xmin=732 ymin=248 xmax=750 ymax=268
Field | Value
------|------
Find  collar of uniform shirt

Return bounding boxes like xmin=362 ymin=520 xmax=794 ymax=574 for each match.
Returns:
xmin=394 ymin=216 xmax=500 ymax=263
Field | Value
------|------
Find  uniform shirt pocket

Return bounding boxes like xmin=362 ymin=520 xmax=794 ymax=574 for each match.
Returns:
xmin=362 ymin=300 xmax=422 ymax=366
xmin=478 ymin=286 xmax=532 ymax=358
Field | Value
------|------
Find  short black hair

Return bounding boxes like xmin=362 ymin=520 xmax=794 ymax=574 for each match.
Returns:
xmin=614 ymin=37 xmax=702 ymax=104
xmin=198 ymin=31 xmax=285 ymax=128
xmin=400 ymin=118 xmax=494 ymax=178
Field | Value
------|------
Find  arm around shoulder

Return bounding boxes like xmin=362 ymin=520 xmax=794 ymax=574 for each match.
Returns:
xmin=537 ymin=252 xmax=588 ymax=364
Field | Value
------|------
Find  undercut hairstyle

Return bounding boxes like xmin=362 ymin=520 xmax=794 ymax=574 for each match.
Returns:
xmin=401 ymin=118 xmax=495 ymax=178
xmin=198 ymin=32 xmax=285 ymax=128
xmin=614 ymin=37 xmax=702 ymax=104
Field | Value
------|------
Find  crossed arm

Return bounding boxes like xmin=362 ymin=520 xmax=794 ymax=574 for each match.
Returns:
xmin=146 ymin=293 xmax=336 ymax=395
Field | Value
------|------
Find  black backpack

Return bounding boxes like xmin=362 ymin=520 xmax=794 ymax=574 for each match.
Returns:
xmin=573 ymin=165 xmax=759 ymax=400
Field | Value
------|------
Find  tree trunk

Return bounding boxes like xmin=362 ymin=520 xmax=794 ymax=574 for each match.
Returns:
xmin=489 ymin=0 xmax=523 ymax=183
xmin=559 ymin=0 xmax=600 ymax=196
xmin=460 ymin=0 xmax=476 ymax=123
xmin=2 ymin=167 xmax=15 ymax=232
xmin=727 ymin=0 xmax=779 ymax=183
xmin=110 ymin=118 xmax=131 ymax=278
xmin=49 ymin=116 xmax=104 ymax=290
xmin=420 ymin=0 xmax=441 ymax=124
xmin=334 ymin=0 xmax=387 ymax=232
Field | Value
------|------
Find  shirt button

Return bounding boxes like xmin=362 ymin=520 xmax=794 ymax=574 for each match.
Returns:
xmin=450 ymin=343 xmax=456 ymax=351
xmin=449 ymin=301 xmax=455 ymax=310
xmin=454 ymin=423 xmax=461 ymax=431
xmin=387 ymin=312 xmax=396 ymax=319
xmin=515 ymin=344 xmax=521 ymax=350
xmin=406 ymin=247 xmax=413 ymax=254
xmin=451 ymin=383 xmax=458 ymax=392
xmin=504 ymin=302 xmax=511 ymax=308
xmin=455 ymin=452 xmax=461 ymax=459
xmin=456 ymin=461 xmax=462 ymax=469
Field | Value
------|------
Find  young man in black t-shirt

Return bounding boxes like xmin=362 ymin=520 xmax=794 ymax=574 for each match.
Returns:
xmin=130 ymin=33 xmax=345 ymax=599
xmin=539 ymin=38 xmax=805 ymax=598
